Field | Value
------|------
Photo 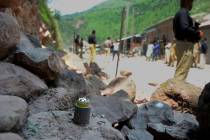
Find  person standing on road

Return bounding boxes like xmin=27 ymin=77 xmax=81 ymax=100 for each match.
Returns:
xmin=112 ymin=40 xmax=120 ymax=61
xmin=74 ymin=35 xmax=80 ymax=55
xmin=104 ymin=37 xmax=112 ymax=56
xmin=173 ymin=0 xmax=203 ymax=81
xmin=199 ymin=38 xmax=208 ymax=68
xmin=88 ymin=30 xmax=97 ymax=64
xmin=146 ymin=41 xmax=154 ymax=62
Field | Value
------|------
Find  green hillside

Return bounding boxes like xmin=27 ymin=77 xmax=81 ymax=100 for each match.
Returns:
xmin=58 ymin=0 xmax=210 ymax=46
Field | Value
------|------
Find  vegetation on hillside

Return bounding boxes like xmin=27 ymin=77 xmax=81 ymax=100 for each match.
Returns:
xmin=38 ymin=0 xmax=63 ymax=49
xmin=57 ymin=0 xmax=210 ymax=46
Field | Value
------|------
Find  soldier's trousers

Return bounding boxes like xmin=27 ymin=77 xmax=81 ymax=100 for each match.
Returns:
xmin=174 ymin=41 xmax=194 ymax=81
xmin=89 ymin=44 xmax=96 ymax=64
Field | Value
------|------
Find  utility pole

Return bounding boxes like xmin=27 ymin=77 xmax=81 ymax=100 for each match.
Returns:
xmin=115 ymin=7 xmax=126 ymax=77
xmin=123 ymin=2 xmax=130 ymax=54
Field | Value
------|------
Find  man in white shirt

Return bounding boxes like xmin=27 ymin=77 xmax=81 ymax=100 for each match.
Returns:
xmin=112 ymin=40 xmax=120 ymax=61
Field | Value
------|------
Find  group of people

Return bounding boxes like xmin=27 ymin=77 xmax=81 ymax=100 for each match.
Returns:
xmin=73 ymin=30 xmax=96 ymax=63
xmin=145 ymin=41 xmax=161 ymax=62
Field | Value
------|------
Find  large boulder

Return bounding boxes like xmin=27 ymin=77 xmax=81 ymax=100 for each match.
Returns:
xmin=0 ymin=62 xmax=47 ymax=100
xmin=23 ymin=111 xmax=125 ymax=140
xmin=0 ymin=95 xmax=28 ymax=131
xmin=129 ymin=101 xmax=199 ymax=140
xmin=61 ymin=52 xmax=86 ymax=74
xmin=0 ymin=133 xmax=24 ymax=140
xmin=55 ymin=70 xmax=87 ymax=98
xmin=89 ymin=93 xmax=138 ymax=125
xmin=29 ymin=87 xmax=74 ymax=114
xmin=130 ymin=101 xmax=175 ymax=130
xmin=0 ymin=12 xmax=20 ymax=59
xmin=196 ymin=82 xmax=210 ymax=134
xmin=151 ymin=79 xmax=202 ymax=114
xmin=101 ymin=76 xmax=136 ymax=101
xmin=147 ymin=112 xmax=199 ymax=140
xmin=14 ymin=45 xmax=65 ymax=82
xmin=85 ymin=75 xmax=106 ymax=95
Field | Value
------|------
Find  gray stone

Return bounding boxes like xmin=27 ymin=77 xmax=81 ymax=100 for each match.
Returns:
xmin=29 ymin=87 xmax=74 ymax=114
xmin=121 ymin=126 xmax=153 ymax=140
xmin=14 ymin=45 xmax=65 ymax=82
xmin=0 ymin=12 xmax=20 ymax=59
xmin=89 ymin=94 xmax=137 ymax=124
xmin=56 ymin=70 xmax=87 ymax=98
xmin=147 ymin=112 xmax=199 ymax=140
xmin=0 ymin=62 xmax=47 ymax=100
xmin=130 ymin=101 xmax=175 ymax=129
xmin=0 ymin=95 xmax=28 ymax=131
xmin=0 ymin=133 xmax=24 ymax=140
xmin=85 ymin=75 xmax=106 ymax=96
xmin=23 ymin=111 xmax=125 ymax=140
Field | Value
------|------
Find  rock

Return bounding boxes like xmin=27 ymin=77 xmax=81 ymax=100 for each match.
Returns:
xmin=56 ymin=70 xmax=87 ymax=98
xmin=85 ymin=62 xmax=109 ymax=80
xmin=23 ymin=111 xmax=125 ymax=140
xmin=147 ymin=112 xmax=199 ymax=140
xmin=101 ymin=76 xmax=136 ymax=102
xmin=196 ymin=82 xmax=210 ymax=134
xmin=130 ymin=101 xmax=175 ymax=130
xmin=14 ymin=45 xmax=65 ymax=82
xmin=29 ymin=88 xmax=74 ymax=114
xmin=0 ymin=133 xmax=24 ymax=140
xmin=0 ymin=62 xmax=47 ymax=100
xmin=0 ymin=12 xmax=20 ymax=59
xmin=3 ymin=0 xmax=40 ymax=37
xmin=151 ymin=79 xmax=202 ymax=114
xmin=89 ymin=94 xmax=137 ymax=124
xmin=121 ymin=126 xmax=153 ymax=140
xmin=61 ymin=52 xmax=86 ymax=74
xmin=120 ymin=70 xmax=132 ymax=77
xmin=0 ymin=95 xmax=28 ymax=131
xmin=85 ymin=75 xmax=106 ymax=95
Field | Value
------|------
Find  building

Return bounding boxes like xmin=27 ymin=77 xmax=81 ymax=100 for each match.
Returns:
xmin=144 ymin=17 xmax=174 ymax=43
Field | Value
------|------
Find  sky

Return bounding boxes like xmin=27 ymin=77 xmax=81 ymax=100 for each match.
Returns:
xmin=48 ymin=0 xmax=107 ymax=15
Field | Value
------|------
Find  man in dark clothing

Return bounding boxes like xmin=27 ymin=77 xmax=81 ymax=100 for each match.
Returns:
xmin=74 ymin=35 xmax=80 ymax=55
xmin=173 ymin=0 xmax=203 ymax=81
xmin=200 ymin=38 xmax=208 ymax=68
xmin=88 ymin=30 xmax=97 ymax=63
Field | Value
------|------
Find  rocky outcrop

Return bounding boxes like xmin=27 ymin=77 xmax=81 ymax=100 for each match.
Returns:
xmin=151 ymin=79 xmax=202 ymax=114
xmin=29 ymin=88 xmax=74 ymax=115
xmin=0 ymin=62 xmax=47 ymax=100
xmin=23 ymin=111 xmax=125 ymax=140
xmin=0 ymin=95 xmax=28 ymax=131
xmin=196 ymin=82 xmax=210 ymax=135
xmin=89 ymin=93 xmax=138 ymax=125
xmin=14 ymin=45 xmax=65 ymax=82
xmin=0 ymin=12 xmax=20 ymax=59
xmin=0 ymin=133 xmax=24 ymax=140
xmin=1 ymin=0 xmax=40 ymax=37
